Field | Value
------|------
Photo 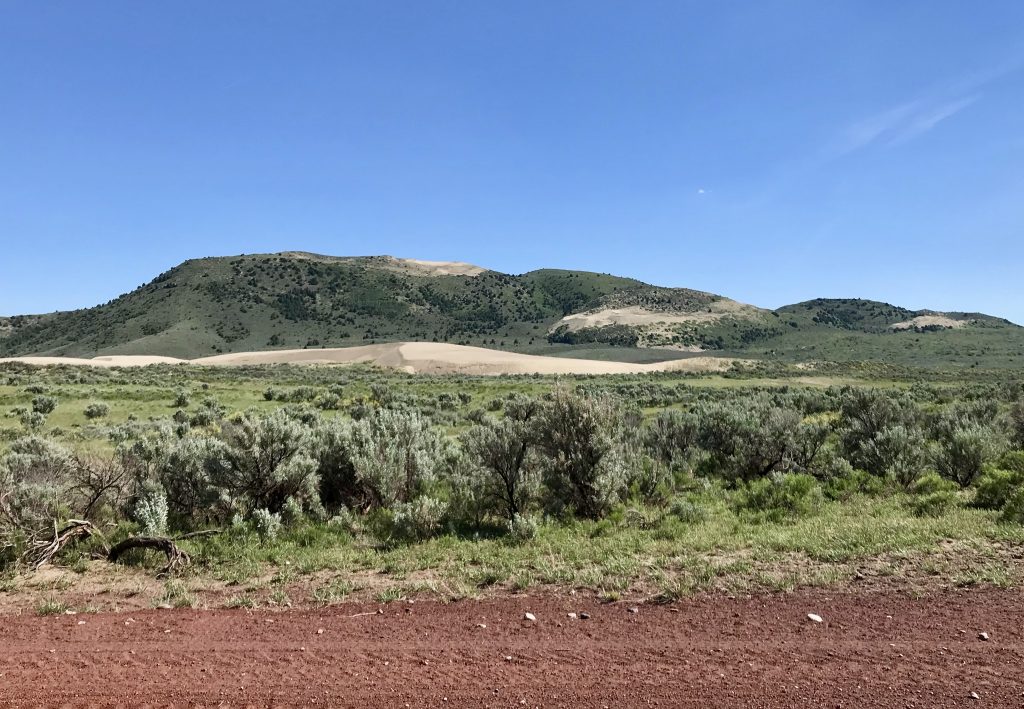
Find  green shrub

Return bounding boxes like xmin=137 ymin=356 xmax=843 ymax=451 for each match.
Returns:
xmin=314 ymin=392 xmax=343 ymax=411
xmin=668 ymin=497 xmax=707 ymax=524
xmin=281 ymin=497 xmax=305 ymax=527
xmin=251 ymin=508 xmax=282 ymax=542
xmin=536 ymin=388 xmax=628 ymax=519
xmin=645 ymin=409 xmax=698 ymax=469
xmin=933 ymin=420 xmax=1002 ymax=487
xmin=19 ymin=411 xmax=46 ymax=430
xmin=133 ymin=483 xmax=169 ymax=536
xmin=460 ymin=415 xmax=540 ymax=522
xmin=31 ymin=396 xmax=58 ymax=415
xmin=216 ymin=410 xmax=319 ymax=514
xmin=347 ymin=409 xmax=445 ymax=508
xmin=390 ymin=496 xmax=448 ymax=541
xmin=973 ymin=468 xmax=1024 ymax=510
xmin=734 ymin=473 xmax=822 ymax=522
xmin=1000 ymin=488 xmax=1024 ymax=524
xmin=506 ymin=513 xmax=539 ymax=542
xmin=996 ymin=451 xmax=1024 ymax=474
xmin=83 ymin=402 xmax=110 ymax=420
xmin=910 ymin=472 xmax=958 ymax=496
xmin=823 ymin=467 xmax=885 ymax=501
xmin=907 ymin=473 xmax=959 ymax=517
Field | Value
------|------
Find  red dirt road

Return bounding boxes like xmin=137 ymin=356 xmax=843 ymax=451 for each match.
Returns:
xmin=1 ymin=590 xmax=1021 ymax=708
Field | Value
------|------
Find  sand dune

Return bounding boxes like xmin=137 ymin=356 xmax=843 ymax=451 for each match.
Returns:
xmin=889 ymin=315 xmax=968 ymax=331
xmin=0 ymin=355 xmax=187 ymax=368
xmin=1 ymin=343 xmax=737 ymax=376
xmin=550 ymin=300 xmax=766 ymax=334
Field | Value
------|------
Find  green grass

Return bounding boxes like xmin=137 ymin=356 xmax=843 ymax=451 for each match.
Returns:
xmin=2 ymin=358 xmax=1023 ymax=611
xmin=155 ymin=580 xmax=197 ymax=609
xmin=0 ymin=355 xmax=1010 ymax=440
xmin=35 ymin=596 xmax=70 ymax=616
xmin=154 ymin=491 xmax=1024 ymax=604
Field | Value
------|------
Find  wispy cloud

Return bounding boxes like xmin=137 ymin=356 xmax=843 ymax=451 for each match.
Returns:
xmin=886 ymin=95 xmax=980 ymax=146
xmin=826 ymin=51 xmax=1024 ymax=158
xmin=834 ymin=94 xmax=979 ymax=156
xmin=731 ymin=51 xmax=1024 ymax=211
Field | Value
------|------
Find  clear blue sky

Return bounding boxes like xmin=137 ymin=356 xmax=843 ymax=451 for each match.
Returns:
xmin=2 ymin=1 xmax=1023 ymax=321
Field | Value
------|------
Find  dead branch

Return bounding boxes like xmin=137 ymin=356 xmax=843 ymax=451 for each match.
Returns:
xmin=172 ymin=529 xmax=222 ymax=542
xmin=27 ymin=519 xmax=102 ymax=570
xmin=108 ymin=536 xmax=191 ymax=577
xmin=20 ymin=519 xmax=223 ymax=577
xmin=107 ymin=529 xmax=221 ymax=577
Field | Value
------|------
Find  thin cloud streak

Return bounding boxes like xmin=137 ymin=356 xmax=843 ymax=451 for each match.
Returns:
xmin=834 ymin=94 xmax=978 ymax=156
xmin=886 ymin=95 xmax=979 ymax=146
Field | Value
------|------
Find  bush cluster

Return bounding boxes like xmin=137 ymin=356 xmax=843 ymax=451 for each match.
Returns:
xmin=4 ymin=378 xmax=1024 ymax=567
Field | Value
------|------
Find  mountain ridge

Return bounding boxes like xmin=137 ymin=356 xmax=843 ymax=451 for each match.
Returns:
xmin=1 ymin=252 xmax=1020 ymax=368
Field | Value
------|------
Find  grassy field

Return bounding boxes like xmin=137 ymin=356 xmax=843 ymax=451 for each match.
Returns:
xmin=10 ymin=488 xmax=1022 ymax=615
xmin=3 ymin=360 xmax=1024 ymax=615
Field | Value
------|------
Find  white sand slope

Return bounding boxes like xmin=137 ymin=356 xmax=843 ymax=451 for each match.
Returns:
xmin=0 ymin=355 xmax=187 ymax=367
xmin=550 ymin=300 xmax=765 ymax=334
xmin=396 ymin=259 xmax=486 ymax=277
xmin=1 ymin=343 xmax=738 ymax=376
xmin=889 ymin=315 xmax=968 ymax=331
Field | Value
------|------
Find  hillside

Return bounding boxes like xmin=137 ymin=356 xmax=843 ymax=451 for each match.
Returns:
xmin=1 ymin=253 xmax=1021 ymax=368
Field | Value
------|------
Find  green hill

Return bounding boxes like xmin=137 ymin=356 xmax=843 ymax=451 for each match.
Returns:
xmin=1 ymin=253 xmax=1021 ymax=369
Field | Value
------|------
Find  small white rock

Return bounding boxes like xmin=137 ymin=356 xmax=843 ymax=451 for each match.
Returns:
xmin=567 ymin=612 xmax=577 ymax=620
xmin=317 ymin=628 xmax=324 ymax=635
xmin=807 ymin=613 xmax=824 ymax=624
xmin=979 ymin=632 xmax=990 ymax=641
xmin=477 ymin=623 xmax=487 ymax=629
xmin=524 ymin=612 xmax=536 ymax=622
xmin=970 ymin=691 xmax=980 ymax=700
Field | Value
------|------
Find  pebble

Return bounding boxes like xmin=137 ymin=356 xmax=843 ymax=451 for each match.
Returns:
xmin=579 ymin=612 xmax=591 ymax=620
xmin=524 ymin=612 xmax=536 ymax=622
xmin=477 ymin=623 xmax=487 ymax=629
xmin=567 ymin=613 xmax=577 ymax=620
xmin=979 ymin=632 xmax=990 ymax=641
xmin=317 ymin=628 xmax=324 ymax=635
xmin=807 ymin=613 xmax=824 ymax=624
xmin=627 ymin=607 xmax=639 ymax=614
xmin=970 ymin=691 xmax=980 ymax=700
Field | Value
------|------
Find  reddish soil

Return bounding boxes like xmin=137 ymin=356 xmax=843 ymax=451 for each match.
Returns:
xmin=1 ymin=590 xmax=1021 ymax=708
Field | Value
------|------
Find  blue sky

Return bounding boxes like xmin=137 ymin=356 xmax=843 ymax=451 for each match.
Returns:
xmin=2 ymin=1 xmax=1023 ymax=321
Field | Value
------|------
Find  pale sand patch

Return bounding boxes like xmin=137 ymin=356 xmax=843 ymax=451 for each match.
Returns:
xmin=889 ymin=315 xmax=968 ymax=331
xmin=2 ymin=343 xmax=739 ymax=375
xmin=397 ymin=259 xmax=486 ymax=277
xmin=272 ymin=253 xmax=486 ymax=277
xmin=550 ymin=301 xmax=764 ymax=334
xmin=194 ymin=343 xmax=662 ymax=375
xmin=0 ymin=355 xmax=186 ymax=367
